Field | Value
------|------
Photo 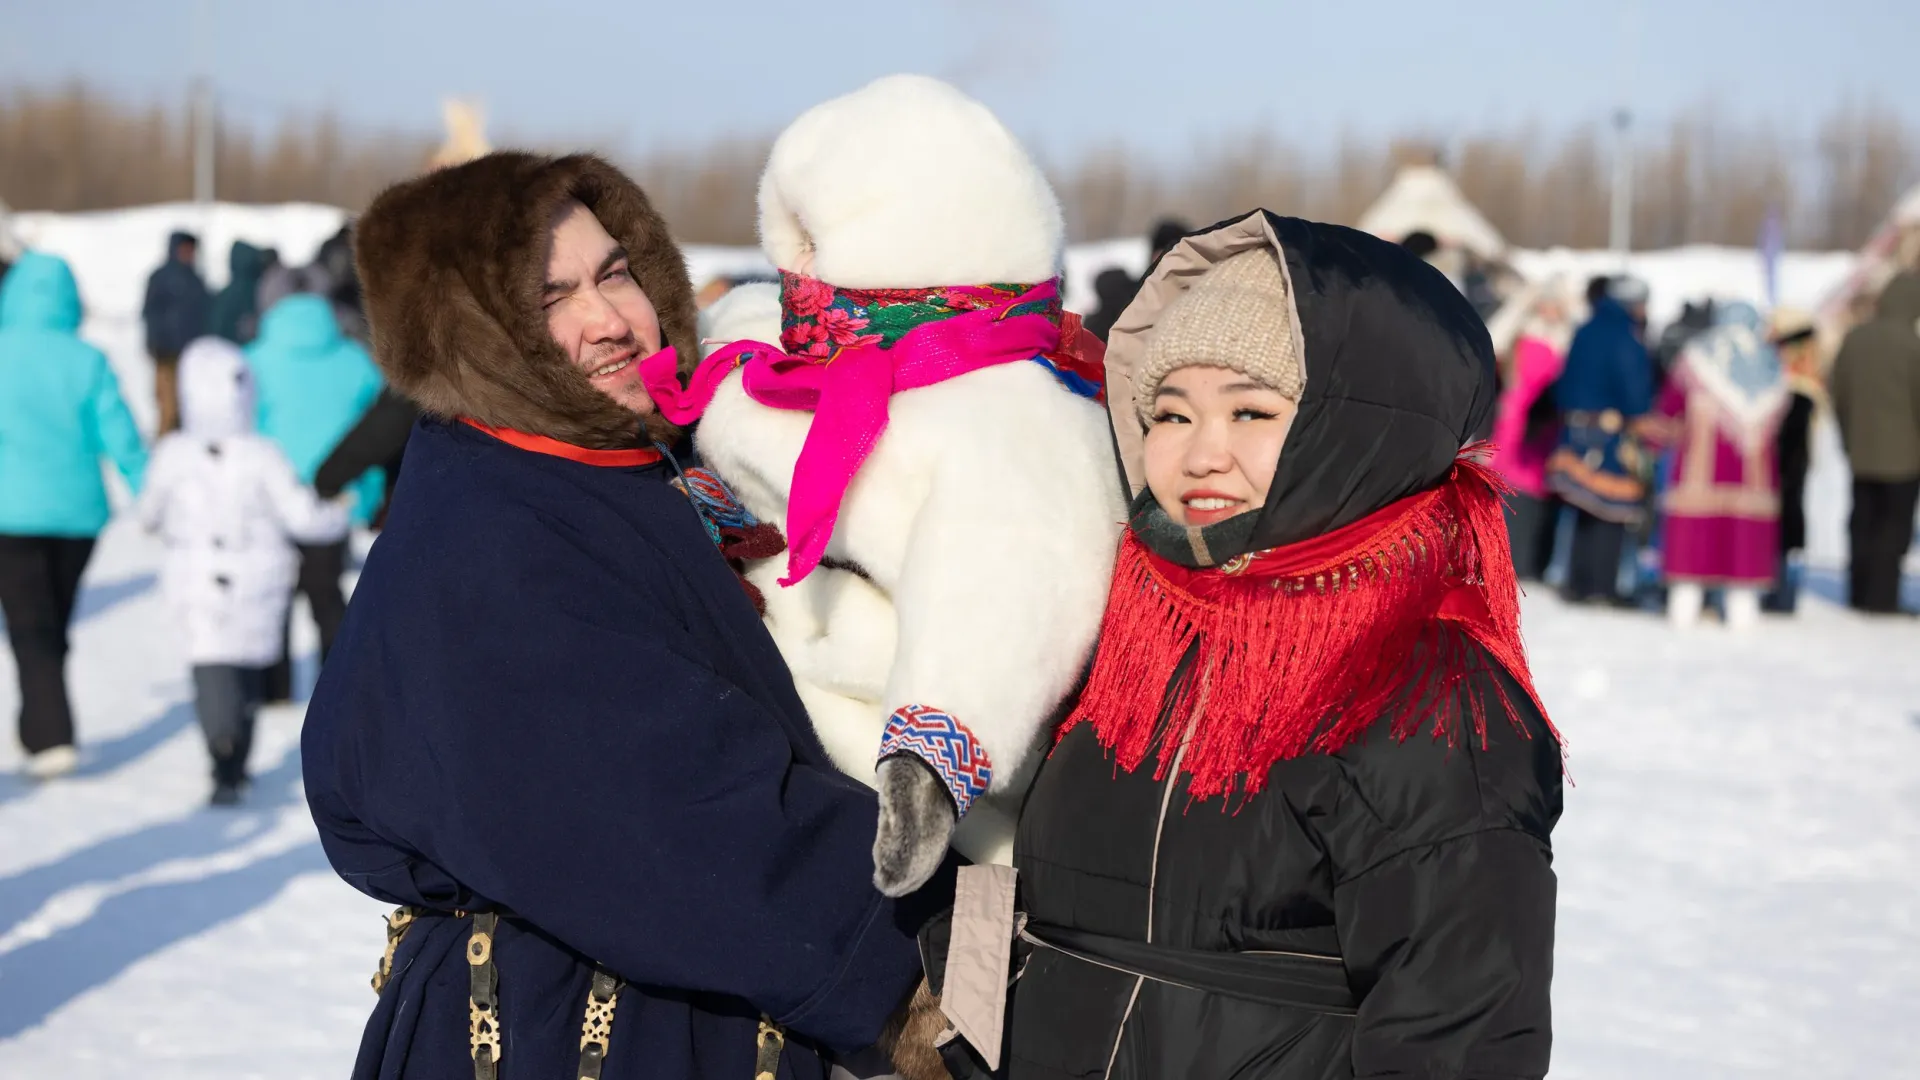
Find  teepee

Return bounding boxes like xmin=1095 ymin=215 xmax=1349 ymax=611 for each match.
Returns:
xmin=428 ymin=99 xmax=493 ymax=171
xmin=1356 ymin=165 xmax=1507 ymax=261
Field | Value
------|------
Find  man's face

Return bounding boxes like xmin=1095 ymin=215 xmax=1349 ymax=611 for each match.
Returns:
xmin=543 ymin=200 xmax=659 ymax=416
xmin=176 ymin=240 xmax=197 ymax=265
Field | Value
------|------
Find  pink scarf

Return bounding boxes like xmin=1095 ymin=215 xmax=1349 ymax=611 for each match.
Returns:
xmin=640 ymin=279 xmax=1064 ymax=585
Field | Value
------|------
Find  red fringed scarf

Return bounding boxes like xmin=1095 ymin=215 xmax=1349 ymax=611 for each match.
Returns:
xmin=1058 ymin=454 xmax=1557 ymax=801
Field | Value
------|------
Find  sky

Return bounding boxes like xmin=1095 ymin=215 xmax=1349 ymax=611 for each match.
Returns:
xmin=4 ymin=0 xmax=1917 ymax=162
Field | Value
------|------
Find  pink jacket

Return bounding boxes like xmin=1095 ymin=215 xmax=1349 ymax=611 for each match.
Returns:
xmin=1491 ymin=336 xmax=1567 ymax=498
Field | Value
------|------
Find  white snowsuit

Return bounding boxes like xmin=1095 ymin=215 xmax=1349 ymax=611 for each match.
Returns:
xmin=694 ymin=77 xmax=1126 ymax=868
xmin=136 ymin=337 xmax=349 ymax=667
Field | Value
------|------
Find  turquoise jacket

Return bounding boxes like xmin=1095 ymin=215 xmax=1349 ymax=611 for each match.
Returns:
xmin=0 ymin=252 xmax=148 ymax=537
xmin=246 ymin=294 xmax=385 ymax=524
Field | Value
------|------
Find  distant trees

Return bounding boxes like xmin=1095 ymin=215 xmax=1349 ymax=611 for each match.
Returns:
xmin=3 ymin=84 xmax=1915 ymax=251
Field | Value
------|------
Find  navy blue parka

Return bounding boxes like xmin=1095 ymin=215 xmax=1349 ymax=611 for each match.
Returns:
xmin=304 ymin=153 xmax=944 ymax=1080
xmin=303 ymin=420 xmax=937 ymax=1078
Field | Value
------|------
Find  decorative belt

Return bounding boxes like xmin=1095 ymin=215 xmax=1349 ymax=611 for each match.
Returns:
xmin=1563 ymin=409 xmax=1627 ymax=434
xmin=369 ymin=906 xmax=784 ymax=1080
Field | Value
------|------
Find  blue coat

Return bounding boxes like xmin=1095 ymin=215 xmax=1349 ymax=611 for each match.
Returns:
xmin=245 ymin=294 xmax=385 ymax=522
xmin=141 ymin=233 xmax=211 ymax=356
xmin=301 ymin=419 xmax=941 ymax=1080
xmin=0 ymin=252 xmax=147 ymax=537
xmin=1553 ymin=298 xmax=1654 ymax=418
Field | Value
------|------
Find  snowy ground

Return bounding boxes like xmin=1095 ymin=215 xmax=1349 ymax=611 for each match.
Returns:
xmin=0 ymin=520 xmax=1917 ymax=1078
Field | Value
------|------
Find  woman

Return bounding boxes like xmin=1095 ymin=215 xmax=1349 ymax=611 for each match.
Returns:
xmin=1488 ymin=280 xmax=1579 ymax=581
xmin=999 ymin=213 xmax=1562 ymax=1079
xmin=0 ymin=251 xmax=147 ymax=778
xmin=1642 ymin=302 xmax=1788 ymax=629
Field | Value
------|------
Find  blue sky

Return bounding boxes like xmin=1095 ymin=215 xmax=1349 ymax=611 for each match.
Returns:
xmin=4 ymin=0 xmax=1915 ymax=160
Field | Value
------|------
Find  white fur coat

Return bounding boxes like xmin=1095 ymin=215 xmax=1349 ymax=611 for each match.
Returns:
xmin=693 ymin=76 xmax=1125 ymax=863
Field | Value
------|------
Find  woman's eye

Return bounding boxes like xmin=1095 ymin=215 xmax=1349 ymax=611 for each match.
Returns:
xmin=1233 ymin=409 xmax=1277 ymax=421
xmin=1151 ymin=411 xmax=1191 ymax=425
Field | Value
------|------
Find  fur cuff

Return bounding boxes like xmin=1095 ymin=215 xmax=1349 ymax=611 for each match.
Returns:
xmin=878 ymin=705 xmax=993 ymax=817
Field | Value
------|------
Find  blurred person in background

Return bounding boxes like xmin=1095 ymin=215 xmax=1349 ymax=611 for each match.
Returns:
xmin=141 ymin=230 xmax=210 ymax=434
xmin=209 ymin=240 xmax=273 ymax=346
xmin=312 ymin=225 xmax=369 ymax=344
xmin=0 ymin=199 xmax=19 ymax=283
xmin=1549 ymin=276 xmax=1656 ymax=604
xmin=313 ymin=387 xmax=418 ymax=529
xmin=1640 ymin=303 xmax=1785 ymax=630
xmin=0 ymin=251 xmax=147 ymax=778
xmin=1829 ymin=270 xmax=1920 ymax=615
xmin=1655 ymin=299 xmax=1718 ymax=383
xmin=1762 ymin=311 xmax=1823 ymax=613
xmin=255 ymin=246 xmax=334 ymax=320
xmin=245 ymin=292 xmax=384 ymax=699
xmin=1084 ymin=217 xmax=1191 ymax=341
xmin=135 ymin=338 xmax=348 ymax=805
xmin=1488 ymin=278 xmax=1579 ymax=581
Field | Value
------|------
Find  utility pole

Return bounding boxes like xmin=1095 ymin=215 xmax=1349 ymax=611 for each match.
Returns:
xmin=1609 ymin=108 xmax=1634 ymax=259
xmin=1608 ymin=0 xmax=1639 ymax=265
xmin=191 ymin=0 xmax=215 ymax=205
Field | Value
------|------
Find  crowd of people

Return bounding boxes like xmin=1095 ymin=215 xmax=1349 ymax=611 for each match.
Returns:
xmin=0 ymin=71 xmax=1915 ymax=1080
xmin=0 ymin=223 xmax=399 ymax=795
xmin=1475 ymin=263 xmax=1920 ymax=625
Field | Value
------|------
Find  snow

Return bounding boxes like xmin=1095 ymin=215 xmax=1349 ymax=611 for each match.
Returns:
xmin=2 ymin=203 xmax=1917 ymax=1075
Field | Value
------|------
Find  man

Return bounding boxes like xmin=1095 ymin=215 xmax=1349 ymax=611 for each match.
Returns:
xmin=141 ymin=231 xmax=210 ymax=433
xmin=301 ymin=152 xmax=947 ymax=1080
xmin=1830 ymin=271 xmax=1920 ymax=614
xmin=1548 ymin=275 xmax=1656 ymax=604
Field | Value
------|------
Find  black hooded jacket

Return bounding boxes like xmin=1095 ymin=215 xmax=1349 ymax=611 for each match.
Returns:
xmin=1005 ymin=212 xmax=1562 ymax=1080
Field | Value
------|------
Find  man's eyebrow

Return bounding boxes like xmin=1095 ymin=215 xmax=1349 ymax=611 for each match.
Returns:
xmin=544 ymin=247 xmax=629 ymax=298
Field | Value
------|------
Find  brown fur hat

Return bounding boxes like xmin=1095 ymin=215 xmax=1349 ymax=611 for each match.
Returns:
xmin=354 ymin=152 xmax=697 ymax=449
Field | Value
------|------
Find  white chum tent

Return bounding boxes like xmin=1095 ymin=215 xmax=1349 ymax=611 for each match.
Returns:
xmin=1355 ymin=165 xmax=1507 ymax=260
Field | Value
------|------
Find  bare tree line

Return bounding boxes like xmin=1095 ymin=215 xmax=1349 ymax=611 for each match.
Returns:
xmin=3 ymin=84 xmax=1915 ymax=251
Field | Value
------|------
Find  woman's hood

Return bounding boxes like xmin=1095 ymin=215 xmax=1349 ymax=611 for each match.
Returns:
xmin=227 ymin=240 xmax=267 ymax=282
xmin=1105 ymin=211 xmax=1497 ymax=556
xmin=0 ymin=250 xmax=83 ymax=333
xmin=177 ymin=336 xmax=258 ymax=439
xmin=255 ymin=293 xmax=343 ymax=353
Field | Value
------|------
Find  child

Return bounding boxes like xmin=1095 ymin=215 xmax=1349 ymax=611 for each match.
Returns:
xmin=136 ymin=336 xmax=348 ymax=804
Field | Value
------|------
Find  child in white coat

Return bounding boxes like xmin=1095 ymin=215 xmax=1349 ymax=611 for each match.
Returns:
xmin=136 ymin=337 xmax=348 ymax=804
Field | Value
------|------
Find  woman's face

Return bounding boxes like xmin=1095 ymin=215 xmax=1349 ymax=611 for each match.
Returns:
xmin=1144 ymin=365 xmax=1297 ymax=528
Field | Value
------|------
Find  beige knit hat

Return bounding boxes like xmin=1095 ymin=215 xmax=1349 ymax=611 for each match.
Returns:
xmin=1134 ymin=246 xmax=1305 ymax=421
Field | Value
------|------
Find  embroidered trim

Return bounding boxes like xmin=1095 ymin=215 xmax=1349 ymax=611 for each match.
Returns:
xmin=878 ymin=705 xmax=993 ymax=817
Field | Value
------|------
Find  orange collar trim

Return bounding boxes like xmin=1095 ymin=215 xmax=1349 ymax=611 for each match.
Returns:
xmin=460 ymin=418 xmax=663 ymax=467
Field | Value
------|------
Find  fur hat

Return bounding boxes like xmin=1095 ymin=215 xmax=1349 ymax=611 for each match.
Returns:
xmin=1133 ymin=247 xmax=1305 ymax=420
xmin=354 ymin=152 xmax=697 ymax=449
xmin=757 ymin=74 xmax=1063 ymax=288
